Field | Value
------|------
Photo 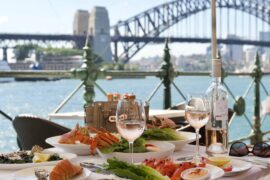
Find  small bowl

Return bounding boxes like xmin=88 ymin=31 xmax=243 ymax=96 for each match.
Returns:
xmin=207 ymin=156 xmax=231 ymax=167
xmin=181 ymin=167 xmax=210 ymax=180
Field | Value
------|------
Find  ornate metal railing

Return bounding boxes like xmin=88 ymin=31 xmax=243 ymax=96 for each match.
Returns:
xmin=0 ymin=40 xmax=269 ymax=145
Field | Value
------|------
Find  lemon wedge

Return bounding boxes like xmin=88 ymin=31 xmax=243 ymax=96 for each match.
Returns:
xmin=208 ymin=156 xmax=231 ymax=166
xmin=32 ymin=153 xmax=51 ymax=163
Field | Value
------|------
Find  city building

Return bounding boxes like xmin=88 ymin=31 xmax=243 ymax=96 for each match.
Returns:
xmin=224 ymin=35 xmax=243 ymax=63
xmin=244 ymin=47 xmax=257 ymax=69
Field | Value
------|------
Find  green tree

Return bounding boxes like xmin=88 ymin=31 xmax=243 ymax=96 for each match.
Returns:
xmin=14 ymin=44 xmax=38 ymax=61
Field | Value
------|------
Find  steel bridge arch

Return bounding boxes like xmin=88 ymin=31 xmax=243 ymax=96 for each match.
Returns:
xmin=111 ymin=0 xmax=270 ymax=63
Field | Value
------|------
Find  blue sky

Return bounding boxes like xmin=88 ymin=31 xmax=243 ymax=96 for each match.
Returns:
xmin=0 ymin=0 xmax=165 ymax=34
xmin=0 ymin=0 xmax=266 ymax=59
xmin=2 ymin=0 xmax=193 ymax=59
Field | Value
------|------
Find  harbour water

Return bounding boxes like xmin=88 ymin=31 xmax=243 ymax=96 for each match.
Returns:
xmin=0 ymin=76 xmax=270 ymax=152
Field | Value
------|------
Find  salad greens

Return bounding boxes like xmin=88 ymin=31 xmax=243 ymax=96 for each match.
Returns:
xmin=142 ymin=128 xmax=186 ymax=141
xmin=105 ymin=158 xmax=169 ymax=180
xmin=100 ymin=137 xmax=147 ymax=154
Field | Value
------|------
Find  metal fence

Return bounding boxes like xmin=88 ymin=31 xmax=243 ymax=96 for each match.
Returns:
xmin=0 ymin=40 xmax=269 ymax=145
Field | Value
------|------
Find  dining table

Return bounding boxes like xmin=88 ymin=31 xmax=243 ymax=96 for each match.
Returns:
xmin=2 ymin=144 xmax=270 ymax=180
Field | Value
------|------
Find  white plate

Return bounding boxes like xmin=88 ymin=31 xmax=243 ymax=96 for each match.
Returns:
xmin=98 ymin=161 xmax=223 ymax=180
xmin=0 ymin=151 xmax=77 ymax=170
xmin=14 ymin=166 xmax=91 ymax=180
xmin=96 ymin=141 xmax=175 ymax=163
xmin=223 ymin=159 xmax=252 ymax=177
xmin=46 ymin=136 xmax=90 ymax=155
xmin=166 ymin=131 xmax=198 ymax=151
xmin=204 ymin=164 xmax=225 ymax=179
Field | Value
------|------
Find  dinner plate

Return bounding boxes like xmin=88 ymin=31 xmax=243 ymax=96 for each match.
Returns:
xmin=204 ymin=164 xmax=225 ymax=179
xmin=165 ymin=131 xmax=198 ymax=151
xmin=0 ymin=151 xmax=77 ymax=170
xmin=223 ymin=159 xmax=252 ymax=177
xmin=96 ymin=141 xmax=175 ymax=163
xmin=14 ymin=166 xmax=91 ymax=180
xmin=46 ymin=136 xmax=90 ymax=155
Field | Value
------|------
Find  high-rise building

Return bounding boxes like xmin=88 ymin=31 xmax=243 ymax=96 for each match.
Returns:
xmin=259 ymin=31 xmax=270 ymax=55
xmin=225 ymin=35 xmax=243 ymax=63
xmin=245 ymin=47 xmax=257 ymax=65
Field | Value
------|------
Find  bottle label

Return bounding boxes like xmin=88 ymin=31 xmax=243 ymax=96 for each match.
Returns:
xmin=207 ymin=99 xmax=228 ymax=130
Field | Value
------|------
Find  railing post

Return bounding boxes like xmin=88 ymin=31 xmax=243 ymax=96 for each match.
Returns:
xmin=251 ymin=53 xmax=263 ymax=144
xmin=160 ymin=39 xmax=174 ymax=109
xmin=72 ymin=37 xmax=98 ymax=107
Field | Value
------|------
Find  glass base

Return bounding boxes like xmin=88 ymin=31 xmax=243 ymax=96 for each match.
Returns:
xmin=206 ymin=143 xmax=228 ymax=156
xmin=193 ymin=155 xmax=202 ymax=166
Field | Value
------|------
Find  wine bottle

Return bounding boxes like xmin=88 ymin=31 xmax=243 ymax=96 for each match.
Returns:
xmin=205 ymin=58 xmax=228 ymax=155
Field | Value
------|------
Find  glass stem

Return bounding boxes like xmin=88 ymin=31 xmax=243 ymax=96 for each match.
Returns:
xmin=195 ymin=128 xmax=200 ymax=166
xmin=129 ymin=141 xmax=134 ymax=163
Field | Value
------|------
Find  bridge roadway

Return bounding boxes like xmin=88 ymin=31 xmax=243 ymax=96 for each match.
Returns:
xmin=112 ymin=36 xmax=270 ymax=47
xmin=0 ymin=33 xmax=87 ymax=48
xmin=1 ymin=33 xmax=269 ymax=48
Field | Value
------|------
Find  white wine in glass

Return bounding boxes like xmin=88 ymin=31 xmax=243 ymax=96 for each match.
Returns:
xmin=185 ymin=94 xmax=210 ymax=165
xmin=116 ymin=99 xmax=146 ymax=163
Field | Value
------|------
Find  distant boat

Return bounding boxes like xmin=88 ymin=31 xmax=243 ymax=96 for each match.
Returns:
xmin=0 ymin=60 xmax=14 ymax=83
xmin=106 ymin=75 xmax=113 ymax=80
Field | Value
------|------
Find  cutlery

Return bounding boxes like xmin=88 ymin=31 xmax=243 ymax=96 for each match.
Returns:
xmin=80 ymin=162 xmax=112 ymax=175
xmin=34 ymin=168 xmax=49 ymax=180
xmin=175 ymin=156 xmax=193 ymax=162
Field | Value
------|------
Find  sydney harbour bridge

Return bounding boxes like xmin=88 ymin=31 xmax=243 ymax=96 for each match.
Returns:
xmin=1 ymin=0 xmax=270 ymax=63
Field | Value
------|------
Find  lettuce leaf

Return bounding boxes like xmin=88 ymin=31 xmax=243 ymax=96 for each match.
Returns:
xmin=105 ymin=158 xmax=169 ymax=180
xmin=100 ymin=137 xmax=147 ymax=154
xmin=142 ymin=128 xmax=186 ymax=141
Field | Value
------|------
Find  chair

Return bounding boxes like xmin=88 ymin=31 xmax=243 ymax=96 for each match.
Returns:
xmin=12 ymin=115 xmax=70 ymax=150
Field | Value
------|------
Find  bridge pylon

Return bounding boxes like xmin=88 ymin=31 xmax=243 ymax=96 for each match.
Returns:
xmin=88 ymin=7 xmax=112 ymax=62
xmin=2 ymin=47 xmax=8 ymax=61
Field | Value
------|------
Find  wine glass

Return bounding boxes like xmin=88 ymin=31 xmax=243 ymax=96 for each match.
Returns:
xmin=116 ymin=99 xmax=146 ymax=163
xmin=185 ymin=94 xmax=210 ymax=165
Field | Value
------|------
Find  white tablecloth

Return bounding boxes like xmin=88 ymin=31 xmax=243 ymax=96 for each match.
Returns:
xmin=1 ymin=145 xmax=270 ymax=180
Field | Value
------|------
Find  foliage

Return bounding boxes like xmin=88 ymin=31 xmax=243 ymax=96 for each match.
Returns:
xmin=43 ymin=46 xmax=83 ymax=57
xmin=13 ymin=44 xmax=84 ymax=61
xmin=14 ymin=44 xmax=39 ymax=61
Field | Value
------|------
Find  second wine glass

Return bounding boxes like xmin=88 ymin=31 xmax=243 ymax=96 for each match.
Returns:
xmin=116 ymin=99 xmax=146 ymax=163
xmin=185 ymin=94 xmax=210 ymax=165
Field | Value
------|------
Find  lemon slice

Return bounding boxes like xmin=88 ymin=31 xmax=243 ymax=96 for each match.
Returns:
xmin=208 ymin=156 xmax=231 ymax=166
xmin=32 ymin=153 xmax=51 ymax=163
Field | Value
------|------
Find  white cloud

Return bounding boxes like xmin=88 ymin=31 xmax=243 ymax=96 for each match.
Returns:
xmin=0 ymin=16 xmax=8 ymax=25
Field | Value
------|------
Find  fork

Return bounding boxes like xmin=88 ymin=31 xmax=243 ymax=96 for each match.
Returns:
xmin=80 ymin=162 xmax=112 ymax=175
